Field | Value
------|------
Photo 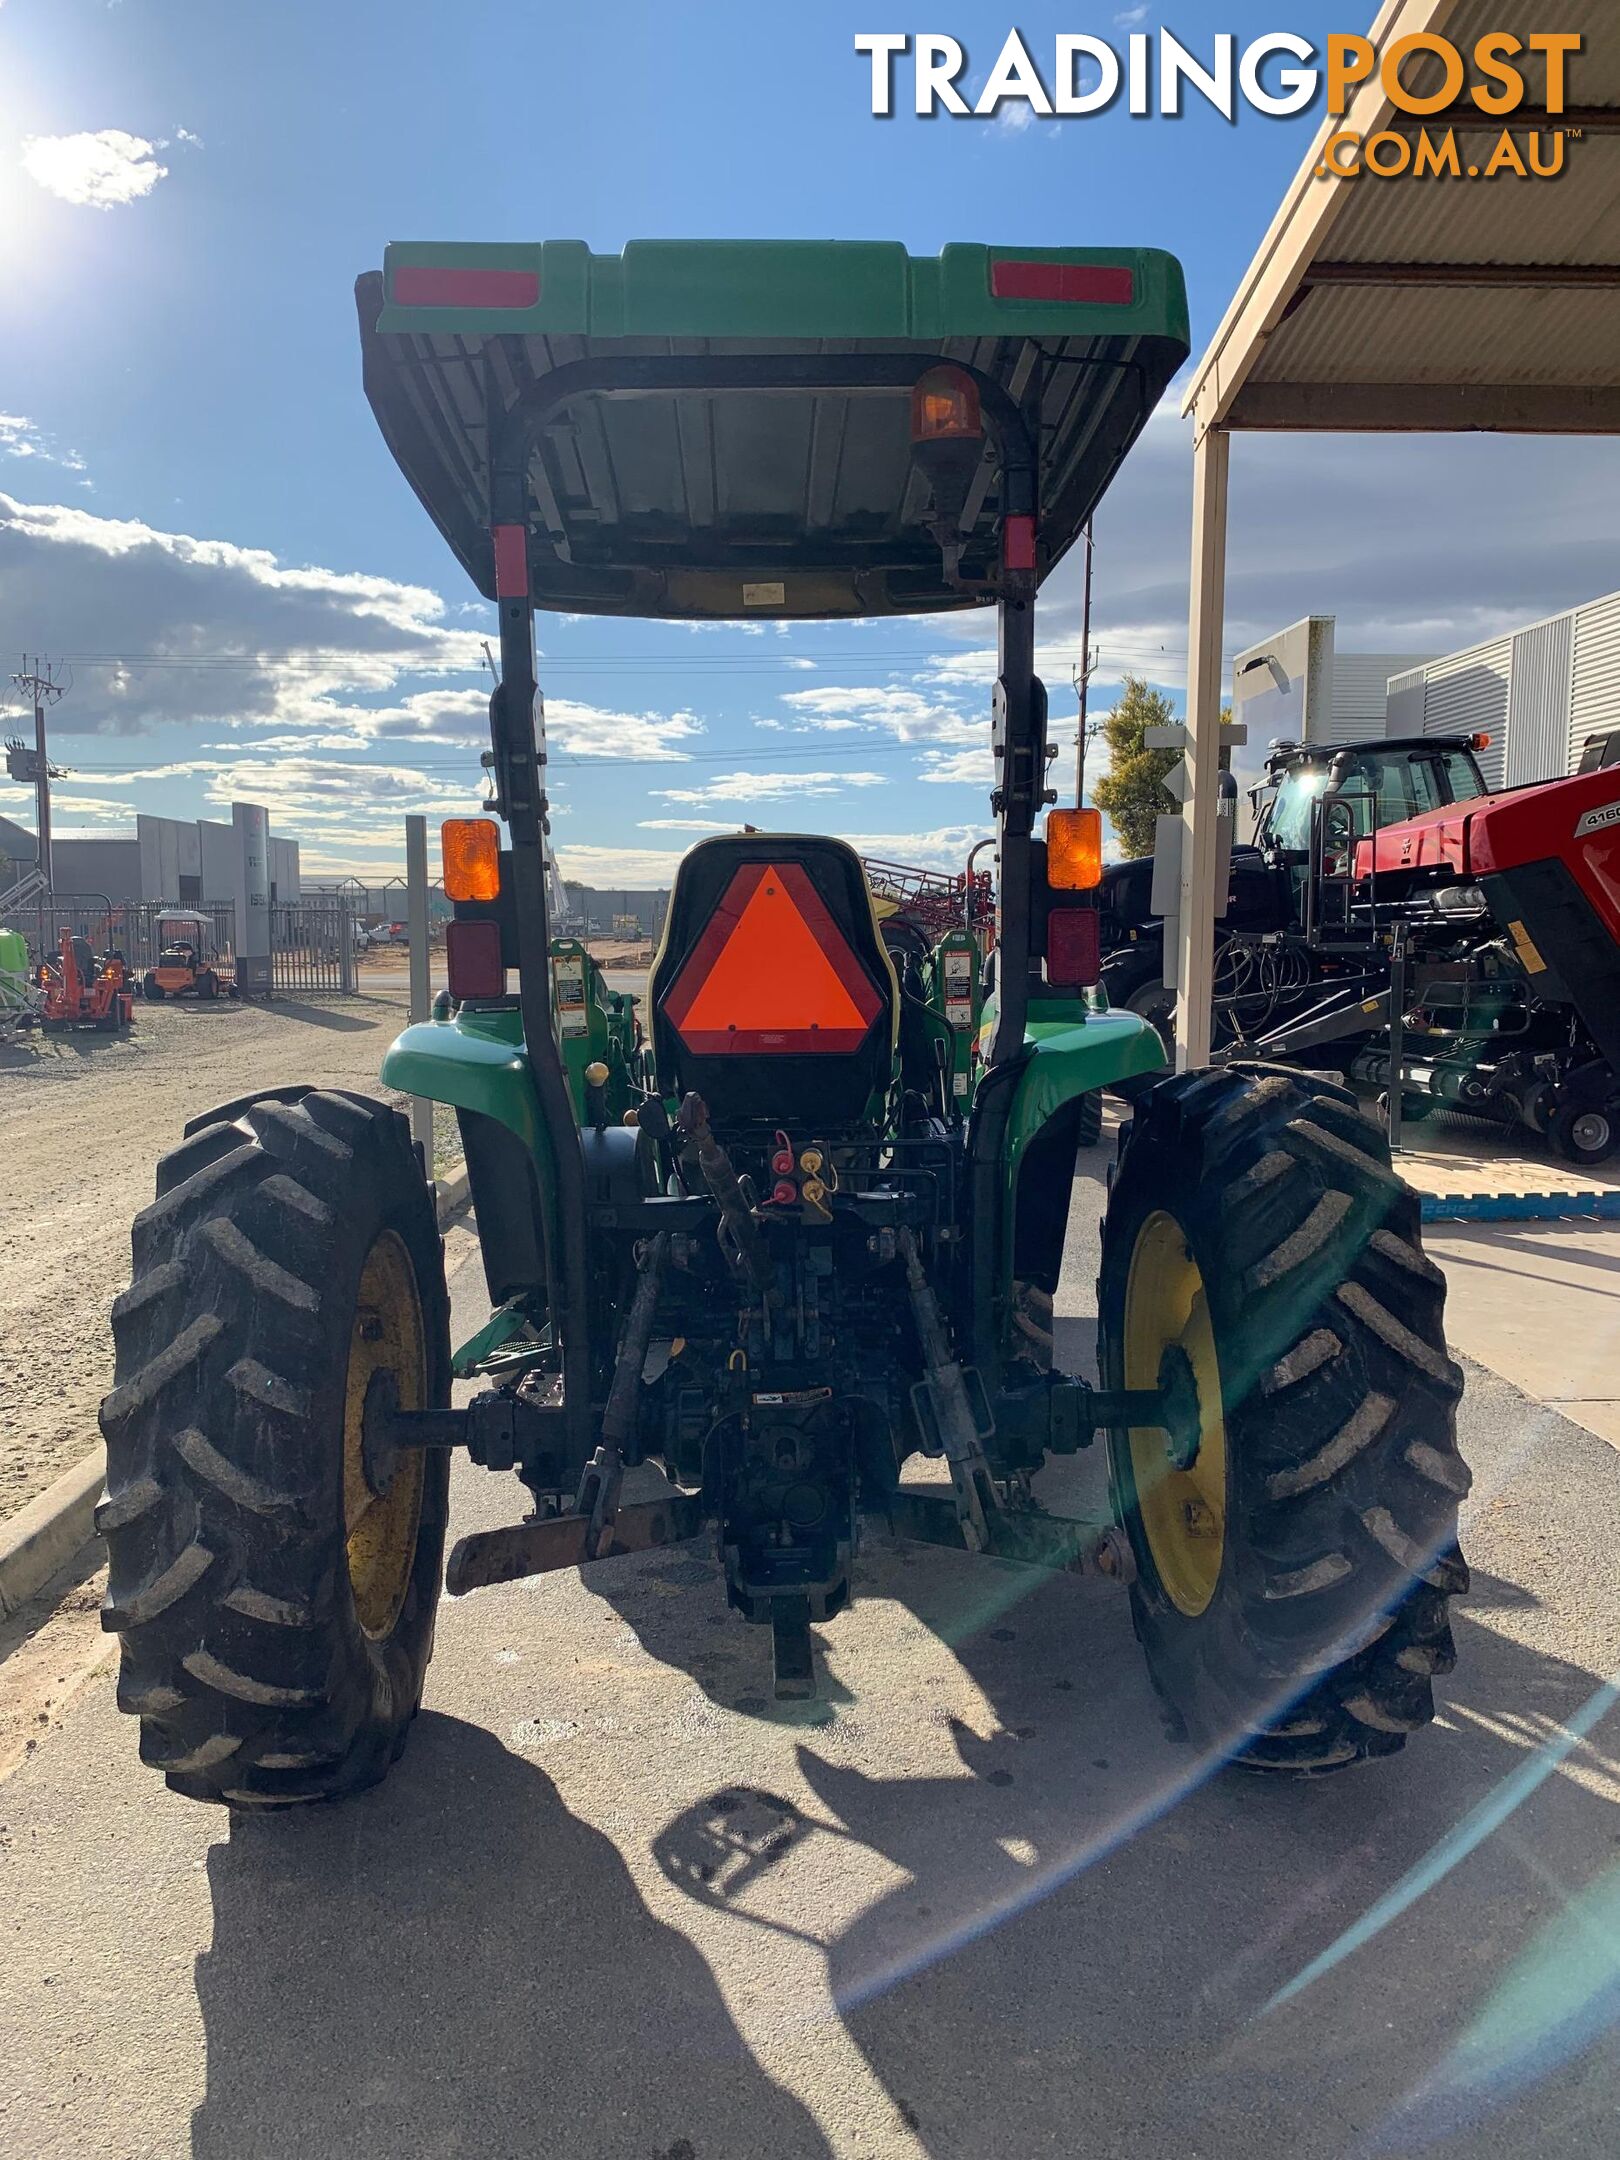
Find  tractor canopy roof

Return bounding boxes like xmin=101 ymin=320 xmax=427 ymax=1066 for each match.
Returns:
xmin=356 ymin=239 xmax=1189 ymax=621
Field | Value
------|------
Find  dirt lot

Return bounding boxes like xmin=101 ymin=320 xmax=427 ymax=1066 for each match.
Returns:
xmin=0 ymin=990 xmax=439 ymax=1523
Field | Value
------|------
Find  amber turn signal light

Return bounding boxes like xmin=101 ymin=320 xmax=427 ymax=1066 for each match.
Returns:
xmin=910 ymin=366 xmax=982 ymax=443
xmin=1046 ymin=806 xmax=1103 ymax=890
xmin=441 ymin=818 xmax=501 ymax=902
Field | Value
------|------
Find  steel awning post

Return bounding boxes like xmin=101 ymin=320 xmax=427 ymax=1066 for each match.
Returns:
xmin=1175 ymin=421 xmax=1230 ymax=1070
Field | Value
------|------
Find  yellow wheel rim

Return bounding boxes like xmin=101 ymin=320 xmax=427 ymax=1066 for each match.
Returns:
xmin=342 ymin=1230 xmax=427 ymax=1640
xmin=1122 ymin=1210 xmax=1227 ymax=1617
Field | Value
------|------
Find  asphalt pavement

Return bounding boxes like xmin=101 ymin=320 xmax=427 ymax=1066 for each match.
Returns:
xmin=2 ymin=1145 xmax=1619 ymax=2159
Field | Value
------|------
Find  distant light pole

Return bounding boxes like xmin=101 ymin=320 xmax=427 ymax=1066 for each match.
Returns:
xmin=1072 ymin=521 xmax=1100 ymax=805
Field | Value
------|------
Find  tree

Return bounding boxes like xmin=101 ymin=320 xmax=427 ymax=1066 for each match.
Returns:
xmin=1091 ymin=675 xmax=1179 ymax=859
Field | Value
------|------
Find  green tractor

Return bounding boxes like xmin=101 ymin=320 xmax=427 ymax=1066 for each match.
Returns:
xmin=97 ymin=240 xmax=1469 ymax=1807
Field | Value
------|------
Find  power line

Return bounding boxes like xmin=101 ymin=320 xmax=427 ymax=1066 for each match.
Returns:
xmin=58 ymin=735 xmax=972 ymax=776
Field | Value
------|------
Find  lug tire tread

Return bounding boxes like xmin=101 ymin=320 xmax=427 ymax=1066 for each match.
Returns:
xmin=99 ymin=1089 xmax=450 ymax=1809
xmin=1099 ymin=1062 xmax=1468 ymax=1774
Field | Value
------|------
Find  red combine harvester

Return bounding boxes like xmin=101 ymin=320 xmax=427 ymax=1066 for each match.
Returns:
xmin=39 ymin=929 xmax=135 ymax=1035
xmin=1249 ymin=757 xmax=1620 ymax=1165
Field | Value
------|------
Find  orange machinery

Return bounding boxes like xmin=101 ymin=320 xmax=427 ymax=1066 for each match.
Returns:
xmin=39 ymin=929 xmax=134 ymax=1034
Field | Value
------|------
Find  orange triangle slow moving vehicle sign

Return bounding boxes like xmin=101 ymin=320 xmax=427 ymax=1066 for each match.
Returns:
xmin=664 ymin=861 xmax=884 ymax=1055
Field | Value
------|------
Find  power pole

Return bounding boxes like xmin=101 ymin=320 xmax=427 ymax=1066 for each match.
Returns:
xmin=7 ymin=655 xmax=68 ymax=893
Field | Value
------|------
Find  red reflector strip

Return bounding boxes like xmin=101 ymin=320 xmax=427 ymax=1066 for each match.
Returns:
xmin=492 ymin=524 xmax=529 ymax=600
xmin=1047 ymin=907 xmax=1100 ymax=988
xmin=446 ymin=919 xmax=505 ymax=1001
xmin=392 ymin=265 xmax=540 ymax=310
xmin=1002 ymin=515 xmax=1037 ymax=573
xmin=990 ymin=260 xmax=1135 ymax=307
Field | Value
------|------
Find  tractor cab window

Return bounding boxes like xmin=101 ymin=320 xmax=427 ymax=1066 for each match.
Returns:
xmin=1265 ymin=766 xmax=1330 ymax=854
xmin=1266 ymin=747 xmax=1486 ymax=855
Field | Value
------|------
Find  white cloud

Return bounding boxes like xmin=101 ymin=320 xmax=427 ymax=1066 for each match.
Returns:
xmin=0 ymin=782 xmax=135 ymax=828
xmin=656 ymin=768 xmax=886 ymax=806
xmin=0 ymin=414 xmax=86 ymax=474
xmin=777 ymin=684 xmax=978 ymax=746
xmin=555 ymin=842 xmax=693 ymax=887
xmin=0 ymin=494 xmax=709 ymax=772
xmin=843 ymin=824 xmax=993 ymax=874
xmin=917 ymin=745 xmax=995 ymax=787
xmin=547 ymin=698 xmax=703 ymax=762
xmin=637 ymin=817 xmax=744 ymax=833
xmin=557 ymin=823 xmax=995 ymax=889
xmin=21 ymin=130 xmax=170 ymax=209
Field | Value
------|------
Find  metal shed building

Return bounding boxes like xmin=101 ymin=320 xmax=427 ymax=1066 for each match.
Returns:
xmin=1174 ymin=0 xmax=1620 ymax=1063
xmin=1386 ymin=585 xmax=1620 ymax=790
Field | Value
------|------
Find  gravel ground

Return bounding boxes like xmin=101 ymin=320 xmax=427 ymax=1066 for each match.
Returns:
xmin=0 ymin=990 xmax=438 ymax=1522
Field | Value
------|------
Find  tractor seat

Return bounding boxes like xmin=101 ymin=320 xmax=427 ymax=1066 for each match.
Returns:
xmin=648 ymin=834 xmax=898 ymax=1130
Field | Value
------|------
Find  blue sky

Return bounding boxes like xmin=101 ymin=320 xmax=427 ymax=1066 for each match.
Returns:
xmin=2 ymin=2 xmax=1616 ymax=882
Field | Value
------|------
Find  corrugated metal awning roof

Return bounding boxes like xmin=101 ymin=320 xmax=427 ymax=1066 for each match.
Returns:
xmin=1185 ymin=0 xmax=1620 ymax=434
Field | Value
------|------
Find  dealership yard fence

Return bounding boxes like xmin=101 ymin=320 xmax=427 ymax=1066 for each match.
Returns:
xmin=0 ymin=895 xmax=359 ymax=996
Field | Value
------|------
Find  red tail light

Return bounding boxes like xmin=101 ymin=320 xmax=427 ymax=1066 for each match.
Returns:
xmin=1047 ymin=907 xmax=1100 ymax=988
xmin=446 ymin=919 xmax=505 ymax=1001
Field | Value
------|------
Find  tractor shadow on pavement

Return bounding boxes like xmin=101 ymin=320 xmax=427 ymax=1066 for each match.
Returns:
xmin=646 ymin=1585 xmax=1620 ymax=2160
xmin=190 ymin=1710 xmax=835 ymax=2160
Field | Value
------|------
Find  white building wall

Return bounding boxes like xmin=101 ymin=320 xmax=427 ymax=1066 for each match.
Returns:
xmin=1422 ymin=640 xmax=1513 ymax=790
xmin=135 ymin=813 xmax=203 ymax=901
xmin=1569 ymin=593 xmax=1620 ymax=770
xmin=198 ymin=819 xmax=236 ymax=904
xmin=268 ymin=836 xmax=301 ymax=902
xmin=1329 ymin=652 xmax=1437 ymax=742
xmin=1385 ymin=588 xmax=1620 ymax=789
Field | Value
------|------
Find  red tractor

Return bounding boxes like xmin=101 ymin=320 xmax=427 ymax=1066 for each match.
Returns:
xmin=1242 ymin=750 xmax=1620 ymax=1165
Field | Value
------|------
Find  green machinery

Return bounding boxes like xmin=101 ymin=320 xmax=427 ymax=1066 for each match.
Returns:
xmin=98 ymin=241 xmax=1470 ymax=1806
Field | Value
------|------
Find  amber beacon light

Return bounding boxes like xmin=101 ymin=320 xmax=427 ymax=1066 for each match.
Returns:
xmin=441 ymin=818 xmax=502 ymax=902
xmin=1046 ymin=807 xmax=1103 ymax=890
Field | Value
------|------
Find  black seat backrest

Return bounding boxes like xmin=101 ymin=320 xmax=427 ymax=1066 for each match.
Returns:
xmin=649 ymin=834 xmax=898 ymax=1130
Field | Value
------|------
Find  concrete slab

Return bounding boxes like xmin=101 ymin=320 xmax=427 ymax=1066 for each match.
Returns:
xmin=1426 ymin=1219 xmax=1620 ymax=1450
xmin=1392 ymin=1115 xmax=1620 ymax=1200
xmin=3 ymin=1142 xmax=1619 ymax=2159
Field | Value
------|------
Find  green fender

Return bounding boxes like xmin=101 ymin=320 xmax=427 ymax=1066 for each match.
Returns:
xmin=986 ymin=997 xmax=1167 ymax=1341
xmin=380 ymin=1005 xmax=560 ymax=1258
xmin=1004 ymin=999 xmax=1165 ymax=1168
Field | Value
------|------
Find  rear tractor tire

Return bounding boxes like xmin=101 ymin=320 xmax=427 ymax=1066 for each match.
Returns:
xmin=1098 ymin=1064 xmax=1469 ymax=1774
xmin=98 ymin=1088 xmax=451 ymax=1807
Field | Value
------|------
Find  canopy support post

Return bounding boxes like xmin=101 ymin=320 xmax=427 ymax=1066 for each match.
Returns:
xmin=487 ymin=369 xmax=596 ymax=1461
xmin=1175 ymin=421 xmax=1230 ymax=1070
